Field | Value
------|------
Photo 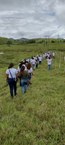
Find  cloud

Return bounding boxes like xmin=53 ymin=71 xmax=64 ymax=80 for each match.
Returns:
xmin=0 ymin=0 xmax=65 ymax=38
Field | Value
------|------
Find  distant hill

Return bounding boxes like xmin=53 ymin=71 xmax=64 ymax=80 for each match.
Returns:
xmin=0 ymin=36 xmax=65 ymax=45
xmin=16 ymin=38 xmax=29 ymax=41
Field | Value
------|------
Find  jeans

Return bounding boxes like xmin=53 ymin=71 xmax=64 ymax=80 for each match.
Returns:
xmin=48 ymin=64 xmax=51 ymax=70
xmin=8 ymin=78 xmax=17 ymax=97
xmin=21 ymin=79 xmax=28 ymax=94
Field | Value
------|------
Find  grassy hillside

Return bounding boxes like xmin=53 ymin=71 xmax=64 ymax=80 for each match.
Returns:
xmin=0 ymin=39 xmax=65 ymax=145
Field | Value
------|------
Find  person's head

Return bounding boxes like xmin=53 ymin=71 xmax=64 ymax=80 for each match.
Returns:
xmin=19 ymin=61 xmax=24 ymax=68
xmin=49 ymin=56 xmax=51 ymax=59
xmin=27 ymin=63 xmax=31 ymax=69
xmin=21 ymin=65 xmax=25 ymax=71
xmin=8 ymin=63 xmax=14 ymax=68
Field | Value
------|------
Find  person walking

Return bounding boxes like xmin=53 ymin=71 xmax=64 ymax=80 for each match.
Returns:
xmin=19 ymin=65 xmax=29 ymax=94
xmin=27 ymin=62 xmax=33 ymax=85
xmin=6 ymin=63 xmax=18 ymax=98
xmin=47 ymin=57 xmax=52 ymax=70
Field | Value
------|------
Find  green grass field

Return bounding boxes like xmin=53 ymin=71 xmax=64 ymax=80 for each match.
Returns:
xmin=0 ymin=40 xmax=65 ymax=145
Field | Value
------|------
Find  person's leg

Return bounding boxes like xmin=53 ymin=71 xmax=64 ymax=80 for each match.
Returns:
xmin=22 ymin=80 xmax=28 ymax=93
xmin=21 ymin=86 xmax=25 ymax=94
xmin=8 ymin=79 xmax=13 ymax=98
xmin=48 ymin=65 xmax=50 ymax=70
xmin=24 ymin=79 xmax=28 ymax=92
xmin=24 ymin=84 xmax=28 ymax=93
xmin=21 ymin=79 xmax=25 ymax=94
xmin=13 ymin=81 xmax=17 ymax=96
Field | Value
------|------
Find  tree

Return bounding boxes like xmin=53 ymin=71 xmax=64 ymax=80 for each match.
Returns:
xmin=7 ymin=40 xmax=12 ymax=46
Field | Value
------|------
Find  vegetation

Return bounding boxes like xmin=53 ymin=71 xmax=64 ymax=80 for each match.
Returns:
xmin=0 ymin=38 xmax=65 ymax=145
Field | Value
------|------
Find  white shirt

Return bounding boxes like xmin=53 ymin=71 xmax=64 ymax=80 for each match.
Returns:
xmin=38 ymin=56 xmax=42 ymax=61
xmin=31 ymin=59 xmax=36 ymax=65
xmin=27 ymin=67 xmax=33 ymax=73
xmin=47 ymin=58 xmax=52 ymax=65
xmin=6 ymin=68 xmax=17 ymax=78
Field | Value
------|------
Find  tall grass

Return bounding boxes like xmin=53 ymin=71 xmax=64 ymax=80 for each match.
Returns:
xmin=0 ymin=40 xmax=65 ymax=145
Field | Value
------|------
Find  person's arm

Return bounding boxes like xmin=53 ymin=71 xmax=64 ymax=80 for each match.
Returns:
xmin=16 ymin=69 xmax=20 ymax=80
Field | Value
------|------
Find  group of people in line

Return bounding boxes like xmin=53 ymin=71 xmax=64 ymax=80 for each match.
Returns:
xmin=6 ymin=51 xmax=55 ymax=98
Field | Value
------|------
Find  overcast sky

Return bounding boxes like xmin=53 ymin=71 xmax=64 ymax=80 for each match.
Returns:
xmin=0 ymin=0 xmax=65 ymax=39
